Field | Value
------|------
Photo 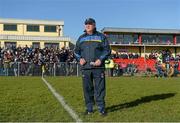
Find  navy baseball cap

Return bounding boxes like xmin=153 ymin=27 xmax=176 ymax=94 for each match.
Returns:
xmin=84 ymin=18 xmax=96 ymax=25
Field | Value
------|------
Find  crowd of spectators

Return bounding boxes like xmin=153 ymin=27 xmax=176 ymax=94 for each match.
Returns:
xmin=110 ymin=50 xmax=180 ymax=77
xmin=0 ymin=46 xmax=180 ymax=77
xmin=148 ymin=49 xmax=180 ymax=62
xmin=0 ymin=45 xmax=75 ymax=64
xmin=111 ymin=52 xmax=140 ymax=59
xmin=112 ymin=50 xmax=180 ymax=62
xmin=0 ymin=45 xmax=76 ymax=76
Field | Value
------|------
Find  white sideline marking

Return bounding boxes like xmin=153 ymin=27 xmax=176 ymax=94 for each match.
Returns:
xmin=41 ymin=77 xmax=82 ymax=122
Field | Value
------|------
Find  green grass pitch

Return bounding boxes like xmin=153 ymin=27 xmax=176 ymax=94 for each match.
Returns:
xmin=1 ymin=76 xmax=180 ymax=122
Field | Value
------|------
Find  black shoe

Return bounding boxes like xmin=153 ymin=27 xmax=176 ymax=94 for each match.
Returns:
xmin=99 ymin=111 xmax=107 ymax=116
xmin=84 ymin=110 xmax=93 ymax=115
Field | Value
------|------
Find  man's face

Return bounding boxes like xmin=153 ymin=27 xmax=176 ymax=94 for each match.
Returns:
xmin=85 ymin=23 xmax=95 ymax=34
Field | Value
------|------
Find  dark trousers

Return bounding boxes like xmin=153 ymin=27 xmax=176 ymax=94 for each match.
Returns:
xmin=82 ymin=69 xmax=106 ymax=112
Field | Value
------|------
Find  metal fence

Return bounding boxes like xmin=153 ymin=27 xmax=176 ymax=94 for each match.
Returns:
xmin=0 ymin=62 xmax=142 ymax=77
xmin=0 ymin=62 xmax=81 ymax=77
xmin=0 ymin=61 xmax=179 ymax=77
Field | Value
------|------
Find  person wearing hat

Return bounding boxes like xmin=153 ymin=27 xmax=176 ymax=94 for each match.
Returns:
xmin=74 ymin=18 xmax=111 ymax=116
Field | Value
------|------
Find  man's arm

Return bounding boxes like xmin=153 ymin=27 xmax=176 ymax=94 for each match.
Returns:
xmin=74 ymin=38 xmax=86 ymax=66
xmin=99 ymin=35 xmax=111 ymax=62
xmin=74 ymin=39 xmax=81 ymax=62
xmin=94 ymin=35 xmax=111 ymax=66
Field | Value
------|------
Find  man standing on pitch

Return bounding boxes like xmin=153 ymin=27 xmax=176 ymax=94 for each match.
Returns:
xmin=74 ymin=18 xmax=111 ymax=116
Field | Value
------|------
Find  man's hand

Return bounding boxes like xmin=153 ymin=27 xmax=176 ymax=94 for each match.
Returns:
xmin=94 ymin=59 xmax=101 ymax=66
xmin=80 ymin=58 xmax=86 ymax=66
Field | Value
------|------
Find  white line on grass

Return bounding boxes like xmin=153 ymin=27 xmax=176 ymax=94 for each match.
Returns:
xmin=41 ymin=77 xmax=82 ymax=122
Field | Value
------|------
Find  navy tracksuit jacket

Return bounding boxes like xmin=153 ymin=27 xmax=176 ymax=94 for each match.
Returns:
xmin=74 ymin=30 xmax=111 ymax=112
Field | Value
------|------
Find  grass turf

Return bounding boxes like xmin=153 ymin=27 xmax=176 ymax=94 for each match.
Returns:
xmin=46 ymin=77 xmax=180 ymax=122
xmin=0 ymin=77 xmax=73 ymax=122
xmin=1 ymin=76 xmax=180 ymax=122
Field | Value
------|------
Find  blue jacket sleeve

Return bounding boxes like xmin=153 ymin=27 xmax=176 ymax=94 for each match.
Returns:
xmin=74 ymin=38 xmax=81 ymax=62
xmin=99 ymin=35 xmax=111 ymax=61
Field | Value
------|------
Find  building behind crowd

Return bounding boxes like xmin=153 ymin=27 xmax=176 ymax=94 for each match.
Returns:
xmin=102 ymin=27 xmax=180 ymax=57
xmin=0 ymin=18 xmax=71 ymax=49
